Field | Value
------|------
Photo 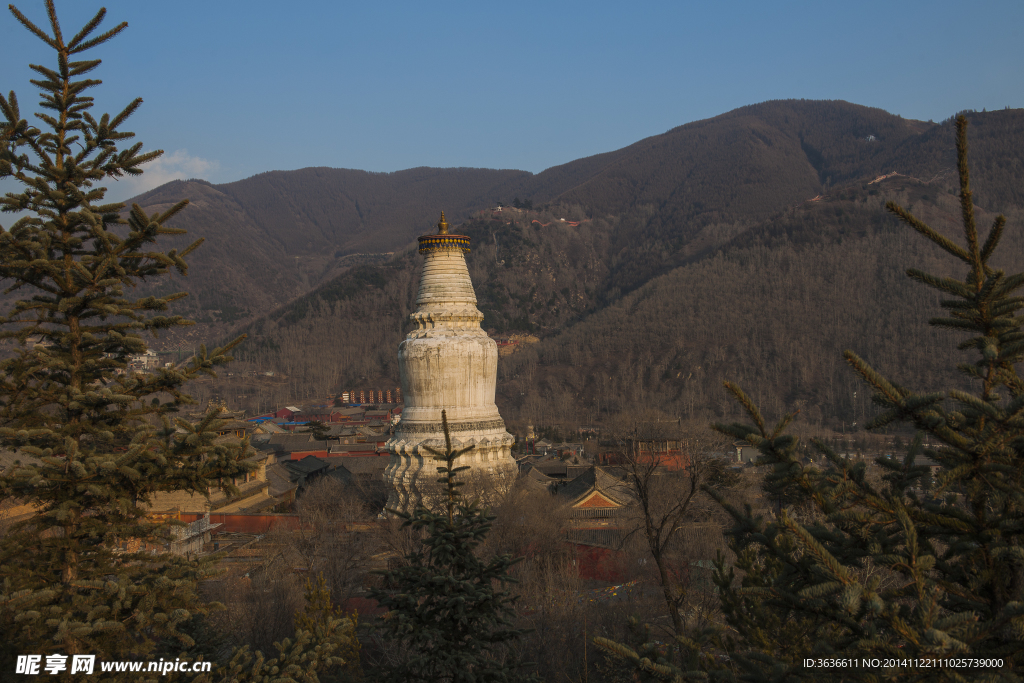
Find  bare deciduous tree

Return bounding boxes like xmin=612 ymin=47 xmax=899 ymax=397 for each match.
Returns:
xmin=205 ymin=546 xmax=305 ymax=657
xmin=611 ymin=416 xmax=736 ymax=640
xmin=292 ymin=477 xmax=383 ymax=606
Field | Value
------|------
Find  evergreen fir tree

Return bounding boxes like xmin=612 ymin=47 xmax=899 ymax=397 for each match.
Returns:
xmin=0 ymin=0 xmax=256 ymax=665
xmin=307 ymin=420 xmax=331 ymax=441
xmin=596 ymin=117 xmax=1024 ymax=682
xmin=190 ymin=574 xmax=359 ymax=683
xmin=0 ymin=5 xmax=361 ymax=680
xmin=293 ymin=573 xmax=362 ymax=682
xmin=368 ymin=410 xmax=531 ymax=683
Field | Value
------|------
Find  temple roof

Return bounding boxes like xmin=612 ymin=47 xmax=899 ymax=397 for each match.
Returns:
xmin=553 ymin=466 xmax=635 ymax=508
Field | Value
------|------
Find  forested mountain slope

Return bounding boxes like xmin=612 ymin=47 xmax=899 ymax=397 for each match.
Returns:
xmin=529 ymin=101 xmax=1023 ymax=217
xmin=500 ymin=180 xmax=1018 ymax=431
xmin=114 ymin=102 xmax=1024 ymax=431
xmin=126 ymin=167 xmax=531 ymax=330
xmin=525 ymin=103 xmax=1024 ymax=296
xmin=126 ymin=102 xmax=1022 ymax=338
xmin=232 ymin=173 xmax=1023 ymax=434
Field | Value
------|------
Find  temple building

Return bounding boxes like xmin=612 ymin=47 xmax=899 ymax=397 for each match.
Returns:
xmin=384 ymin=213 xmax=516 ymax=512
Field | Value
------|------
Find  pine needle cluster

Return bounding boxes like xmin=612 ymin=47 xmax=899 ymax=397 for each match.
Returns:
xmin=368 ymin=410 xmax=532 ymax=683
xmin=596 ymin=117 xmax=1024 ymax=682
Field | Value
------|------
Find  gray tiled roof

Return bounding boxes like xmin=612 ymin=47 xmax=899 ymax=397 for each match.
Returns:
xmin=263 ymin=435 xmax=331 ymax=453
xmin=334 ymin=455 xmax=390 ymax=475
xmin=554 ymin=467 xmax=635 ymax=506
xmin=534 ymin=462 xmax=568 ymax=477
xmin=326 ymin=425 xmax=357 ymax=437
xmin=268 ymin=433 xmax=313 ymax=446
xmin=283 ymin=456 xmax=329 ymax=476
xmin=266 ymin=463 xmax=297 ymax=497
xmin=565 ymin=527 xmax=630 ymax=550
xmin=566 ymin=465 xmax=591 ymax=479
xmin=334 ymin=407 xmax=365 ymax=416
xmin=520 ymin=466 xmax=555 ymax=493
xmin=330 ymin=443 xmax=379 ymax=455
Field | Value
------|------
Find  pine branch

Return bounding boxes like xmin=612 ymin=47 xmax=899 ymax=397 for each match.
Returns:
xmin=886 ymin=202 xmax=971 ymax=263
xmin=721 ymin=381 xmax=767 ymax=436
xmin=7 ymin=4 xmax=57 ymax=49
xmin=955 ymin=116 xmax=982 ymax=287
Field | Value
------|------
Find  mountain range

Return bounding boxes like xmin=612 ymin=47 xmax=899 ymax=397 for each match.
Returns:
xmin=124 ymin=99 xmax=1024 ymax=433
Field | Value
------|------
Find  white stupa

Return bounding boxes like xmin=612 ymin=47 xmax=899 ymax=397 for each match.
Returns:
xmin=384 ymin=212 xmax=516 ymax=512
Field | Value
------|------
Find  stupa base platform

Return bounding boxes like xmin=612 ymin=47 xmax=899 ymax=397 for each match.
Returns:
xmin=384 ymin=427 xmax=516 ymax=513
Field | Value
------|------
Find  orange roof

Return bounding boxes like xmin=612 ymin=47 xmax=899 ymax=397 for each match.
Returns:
xmin=575 ymin=491 xmax=619 ymax=509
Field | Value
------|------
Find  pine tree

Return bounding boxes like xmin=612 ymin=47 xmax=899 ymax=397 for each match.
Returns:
xmin=190 ymin=573 xmax=360 ymax=683
xmin=368 ymin=410 xmax=531 ymax=683
xmin=596 ymin=116 xmax=1024 ymax=681
xmin=0 ymin=0 xmax=253 ymax=669
xmin=307 ymin=420 xmax=331 ymax=441
xmin=294 ymin=573 xmax=362 ymax=681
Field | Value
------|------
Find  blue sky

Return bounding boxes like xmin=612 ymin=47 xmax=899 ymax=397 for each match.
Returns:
xmin=2 ymin=0 xmax=1022 ymax=201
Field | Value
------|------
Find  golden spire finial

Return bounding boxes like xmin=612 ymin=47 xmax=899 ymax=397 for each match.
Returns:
xmin=437 ymin=211 xmax=449 ymax=235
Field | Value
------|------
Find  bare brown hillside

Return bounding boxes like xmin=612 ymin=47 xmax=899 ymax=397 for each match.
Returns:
xmin=123 ymin=102 xmax=1023 ymax=336
xmin=101 ymin=101 xmax=1024 ymax=432
xmin=225 ymin=177 xmax=1020 ymax=437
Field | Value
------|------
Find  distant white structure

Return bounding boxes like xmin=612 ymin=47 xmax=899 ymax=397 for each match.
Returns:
xmin=384 ymin=213 xmax=516 ymax=512
xmin=129 ymin=349 xmax=160 ymax=369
